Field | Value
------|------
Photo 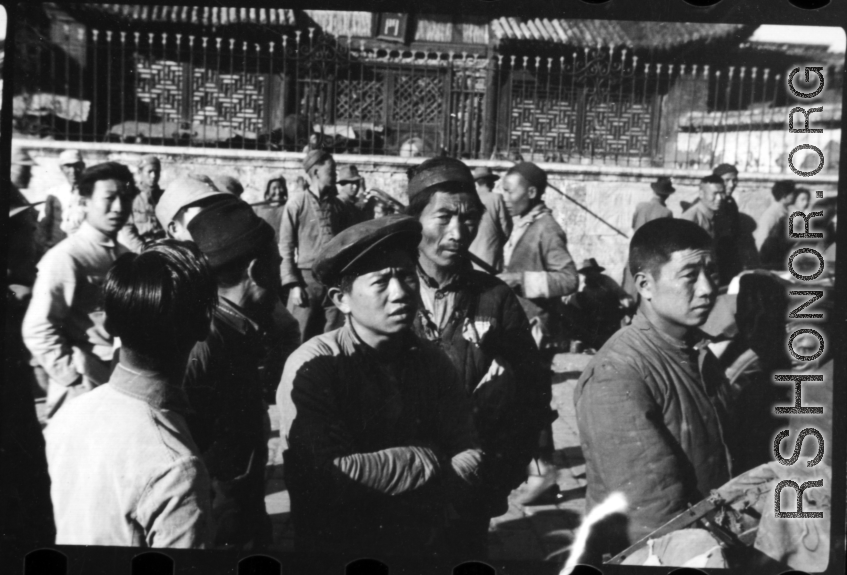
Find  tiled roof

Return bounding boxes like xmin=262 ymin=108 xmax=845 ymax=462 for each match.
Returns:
xmin=491 ymin=18 xmax=752 ymax=50
xmin=61 ymin=4 xmax=297 ymax=28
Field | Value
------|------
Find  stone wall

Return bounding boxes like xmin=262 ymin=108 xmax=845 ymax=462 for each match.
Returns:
xmin=15 ymin=139 xmax=839 ymax=283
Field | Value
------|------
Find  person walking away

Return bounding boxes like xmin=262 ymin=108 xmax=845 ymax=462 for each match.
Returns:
xmin=23 ymin=163 xmax=136 ymax=418
xmin=468 ymin=167 xmax=512 ymax=272
xmin=623 ymin=176 xmax=675 ymax=295
xmin=44 ymin=241 xmax=217 ymax=548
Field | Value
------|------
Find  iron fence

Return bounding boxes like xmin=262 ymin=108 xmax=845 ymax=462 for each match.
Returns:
xmin=12 ymin=25 xmax=842 ymax=172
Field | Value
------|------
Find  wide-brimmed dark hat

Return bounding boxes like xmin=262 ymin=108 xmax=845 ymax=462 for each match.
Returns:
xmin=577 ymin=258 xmax=605 ymax=274
xmin=187 ymin=197 xmax=275 ymax=269
xmin=471 ymin=167 xmax=500 ymax=183
xmin=313 ymin=214 xmax=422 ymax=287
xmin=651 ymin=176 xmax=675 ymax=195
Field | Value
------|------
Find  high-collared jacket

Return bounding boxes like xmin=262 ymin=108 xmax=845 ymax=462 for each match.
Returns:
xmin=277 ymin=324 xmax=479 ymax=556
xmin=574 ymin=311 xmax=732 ymax=547
xmin=45 ymin=363 xmax=213 ymax=548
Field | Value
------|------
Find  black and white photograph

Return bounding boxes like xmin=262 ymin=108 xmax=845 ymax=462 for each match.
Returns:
xmin=1 ymin=1 xmax=845 ymax=573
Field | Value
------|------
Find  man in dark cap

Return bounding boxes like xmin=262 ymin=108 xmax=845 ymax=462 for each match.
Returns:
xmin=632 ymin=176 xmax=674 ymax=232
xmin=564 ymin=258 xmax=634 ymax=350
xmin=277 ymin=214 xmax=483 ymax=558
xmin=280 ymin=149 xmax=360 ymax=342
xmin=575 ymin=218 xmax=731 ymax=560
xmin=711 ymin=163 xmax=746 ymax=282
xmin=123 ymin=155 xmax=166 ymax=250
xmin=2 ymin=186 xmax=56 ymax=552
xmin=469 ymin=167 xmax=512 ymax=272
xmin=336 ymin=165 xmax=363 ymax=206
xmin=406 ymin=157 xmax=553 ymax=552
xmin=183 ymin=199 xmax=281 ymax=548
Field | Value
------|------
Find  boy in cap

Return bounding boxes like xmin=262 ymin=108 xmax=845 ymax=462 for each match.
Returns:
xmin=183 ymin=200 xmax=282 ymax=548
xmin=280 ymin=149 xmax=360 ymax=342
xmin=155 ymin=174 xmax=230 ymax=241
xmin=3 ymin=185 xmax=56 ymax=550
xmin=23 ymin=162 xmax=136 ymax=418
xmin=336 ymin=164 xmax=364 ymax=207
xmin=406 ymin=157 xmax=552 ymax=553
xmin=38 ymin=149 xmax=86 ymax=250
xmin=277 ymin=214 xmax=483 ymax=558
xmin=469 ymin=166 xmax=512 ymax=272
xmin=45 ymin=241 xmax=217 ymax=548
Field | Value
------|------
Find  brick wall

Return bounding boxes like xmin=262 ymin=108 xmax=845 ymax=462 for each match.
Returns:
xmin=16 ymin=139 xmax=838 ymax=284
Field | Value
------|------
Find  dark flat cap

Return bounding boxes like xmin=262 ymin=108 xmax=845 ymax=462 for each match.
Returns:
xmin=509 ymin=162 xmax=547 ymax=190
xmin=313 ymin=214 xmax=422 ymax=286
xmin=187 ymin=197 xmax=275 ymax=269
xmin=651 ymin=176 xmax=675 ymax=195
xmin=712 ymin=163 xmax=738 ymax=177
xmin=303 ymin=149 xmax=333 ymax=173
xmin=471 ymin=167 xmax=500 ymax=182
xmin=407 ymin=157 xmax=475 ymax=201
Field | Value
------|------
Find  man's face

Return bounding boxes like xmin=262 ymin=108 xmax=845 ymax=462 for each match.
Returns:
xmin=168 ymin=204 xmax=206 ymax=241
xmin=794 ymin=192 xmax=811 ymax=212
xmin=333 ymin=248 xmax=419 ymax=338
xmin=61 ymin=162 xmax=85 ymax=186
xmin=139 ymin=164 xmax=161 ymax=188
xmin=638 ymin=248 xmax=718 ymax=334
xmin=338 ymin=180 xmax=360 ymax=201
xmin=719 ymin=172 xmax=738 ymax=196
xmin=11 ymin=165 xmax=32 ymax=189
xmin=267 ymin=180 xmax=287 ymax=204
xmin=312 ymin=159 xmax=336 ymax=192
xmin=84 ymin=178 xmax=133 ymax=237
xmin=502 ymin=173 xmax=536 ymax=217
xmin=418 ymin=191 xmax=481 ymax=272
xmin=699 ymin=183 xmax=726 ymax=212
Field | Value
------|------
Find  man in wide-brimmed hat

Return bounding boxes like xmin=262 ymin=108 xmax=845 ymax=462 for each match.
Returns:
xmin=565 ymin=258 xmax=633 ymax=350
xmin=469 ymin=166 xmax=511 ymax=272
xmin=280 ymin=149 xmax=361 ymax=342
xmin=632 ymin=176 xmax=675 ymax=232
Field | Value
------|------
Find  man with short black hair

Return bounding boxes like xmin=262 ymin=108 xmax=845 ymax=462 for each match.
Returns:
xmin=45 ymin=241 xmax=217 ymax=548
xmin=681 ymin=175 xmax=727 ymax=237
xmin=574 ymin=218 xmax=732 ymax=557
xmin=23 ymin=162 xmax=136 ymax=418
xmin=280 ymin=150 xmax=360 ymax=342
xmin=278 ymin=215 xmax=483 ymax=558
xmin=406 ymin=158 xmax=552 ymax=553
xmin=183 ymin=200 xmax=283 ymax=548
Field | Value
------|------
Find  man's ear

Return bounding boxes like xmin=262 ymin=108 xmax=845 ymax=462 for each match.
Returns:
xmin=528 ymin=185 xmax=539 ymax=202
xmin=327 ymin=286 xmax=352 ymax=315
xmin=634 ymin=269 xmax=654 ymax=302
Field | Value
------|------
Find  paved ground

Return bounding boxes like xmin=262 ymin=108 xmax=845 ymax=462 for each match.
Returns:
xmin=264 ymin=352 xmax=593 ymax=562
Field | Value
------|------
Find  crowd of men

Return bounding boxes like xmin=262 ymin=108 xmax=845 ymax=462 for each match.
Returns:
xmin=2 ymin=145 xmax=836 ymax=564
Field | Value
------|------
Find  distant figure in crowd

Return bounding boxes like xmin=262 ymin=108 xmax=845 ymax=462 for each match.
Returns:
xmin=499 ymin=162 xmax=579 ymax=350
xmin=754 ymin=180 xmax=798 ymax=269
xmin=280 ymin=150 xmax=360 ymax=342
xmin=623 ymin=176 xmax=675 ymax=295
xmin=632 ymin=176 xmax=674 ymax=232
xmin=575 ymin=218 xmax=731 ymax=559
xmin=406 ymin=158 xmax=551 ymax=554
xmin=565 ymin=258 xmax=634 ymax=351
xmin=792 ymin=187 xmax=811 ymax=212
xmin=336 ymin=164 xmax=364 ymax=209
xmin=45 ymin=241 xmax=217 ymax=548
xmin=183 ymin=200 xmax=282 ymax=548
xmin=2 ymin=186 xmax=56 ymax=551
xmin=469 ymin=167 xmax=512 ymax=272
xmin=253 ymin=174 xmax=288 ymax=241
xmin=681 ymin=175 xmax=738 ymax=283
xmin=711 ymin=163 xmax=744 ymax=283
xmin=278 ymin=215 xmax=482 ymax=557
xmin=681 ymin=175 xmax=726 ymax=238
xmin=214 ymin=174 xmax=245 ymax=198
xmin=124 ymin=155 xmax=166 ymax=249
xmin=38 ymin=149 xmax=86 ymax=250
xmin=156 ymin=174 xmax=230 ymax=241
xmin=23 ymin=162 xmax=135 ymax=419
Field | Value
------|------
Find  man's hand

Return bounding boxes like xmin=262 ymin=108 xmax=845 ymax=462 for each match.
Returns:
xmin=290 ymin=286 xmax=310 ymax=308
xmin=450 ymin=448 xmax=483 ymax=486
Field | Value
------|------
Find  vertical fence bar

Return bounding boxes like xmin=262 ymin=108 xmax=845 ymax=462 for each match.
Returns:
xmin=776 ymin=73 xmax=786 ymax=173
xmin=568 ymin=52 xmax=577 ymax=162
xmin=735 ymin=66 xmax=746 ymax=167
xmin=653 ymin=63 xmax=663 ymax=167
xmin=147 ymin=33 xmax=154 ymax=142
xmin=616 ymin=49 xmax=627 ymax=165
xmin=215 ymin=38 xmax=222 ymax=147
xmin=708 ymin=70 xmax=721 ymax=166
xmin=120 ymin=31 xmax=127 ymax=142
xmin=667 ymin=64 xmax=677 ymax=167
xmin=281 ymin=35 xmax=288 ymax=150
xmin=92 ymin=30 xmax=99 ymax=141
xmin=268 ymin=40 xmax=275 ymax=150
xmin=51 ymin=30 xmax=57 ymax=137
xmin=357 ymin=40 xmax=365 ymax=154
xmin=640 ymin=62 xmax=649 ymax=167
xmin=133 ymin=32 xmax=140 ymax=142
xmin=686 ymin=65 xmax=698 ymax=168
xmin=257 ymin=42 xmax=263 ymax=150
xmin=242 ymin=40 xmax=248 ymax=149
xmin=188 ymin=35 xmax=195 ymax=147
xmin=64 ymin=24 xmax=70 ymax=140
xmin=200 ymin=37 xmax=208 ymax=147
xmin=758 ymin=69 xmax=770 ymax=172
xmin=745 ymin=67 xmax=757 ymax=171
xmin=343 ymin=35 xmax=352 ymax=152
xmin=78 ymin=27 xmax=85 ymax=140
xmin=556 ymin=56 xmax=565 ymax=162
xmin=227 ymin=38 xmax=235 ymax=147
xmin=628 ymin=55 xmax=637 ymax=167
xmin=529 ymin=56 xmax=540 ymax=160
xmin=459 ymin=52 xmax=468 ymax=158
xmin=106 ymin=31 xmax=112 ymax=140
xmin=493 ymin=55 xmax=504 ymax=158
xmin=545 ymin=57 xmax=553 ymax=161
xmin=721 ymin=66 xmax=734 ymax=167
xmin=294 ymin=31 xmax=302 ymax=150
xmin=162 ymin=33 xmax=169 ymax=143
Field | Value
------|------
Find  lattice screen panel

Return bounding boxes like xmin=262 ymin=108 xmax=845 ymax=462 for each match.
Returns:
xmin=336 ymin=78 xmax=386 ymax=123
xmin=392 ymin=75 xmax=445 ymax=124
xmin=135 ymin=57 xmax=184 ymax=125
xmin=582 ymin=100 xmax=653 ymax=157
xmin=510 ymin=96 xmax=579 ymax=152
xmin=194 ymin=69 xmax=266 ymax=134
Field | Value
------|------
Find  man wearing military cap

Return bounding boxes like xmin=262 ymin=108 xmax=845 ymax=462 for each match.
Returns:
xmin=118 ymin=155 xmax=166 ymax=252
xmin=280 ymin=149 xmax=360 ymax=342
xmin=277 ymin=214 xmax=483 ymax=557
xmin=406 ymin=157 xmax=553 ymax=554
xmin=469 ymin=166 xmax=511 ymax=272
xmin=182 ymin=199 xmax=283 ymax=548
xmin=156 ymin=173 xmax=231 ymax=241
xmin=38 ymin=149 xmax=86 ymax=251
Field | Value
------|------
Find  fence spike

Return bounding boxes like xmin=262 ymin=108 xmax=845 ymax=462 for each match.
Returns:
xmin=121 ymin=31 xmax=126 ymax=43
xmin=162 ymin=33 xmax=167 ymax=47
xmin=92 ymin=29 xmax=99 ymax=41
xmin=268 ymin=40 xmax=274 ymax=53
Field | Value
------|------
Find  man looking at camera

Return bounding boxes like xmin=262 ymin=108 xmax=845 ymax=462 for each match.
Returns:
xmin=574 ymin=218 xmax=732 ymax=557
xmin=23 ymin=162 xmax=135 ymax=418
xmin=277 ymin=215 xmax=483 ymax=558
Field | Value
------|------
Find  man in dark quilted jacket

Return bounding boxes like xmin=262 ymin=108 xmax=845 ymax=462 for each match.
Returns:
xmin=574 ymin=218 xmax=733 ymax=558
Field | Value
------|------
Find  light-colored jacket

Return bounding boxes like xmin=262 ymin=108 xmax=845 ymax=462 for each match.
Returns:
xmin=45 ymin=364 xmax=214 ymax=548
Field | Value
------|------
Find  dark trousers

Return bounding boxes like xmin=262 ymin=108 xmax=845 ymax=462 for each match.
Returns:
xmin=288 ymin=270 xmax=344 ymax=343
